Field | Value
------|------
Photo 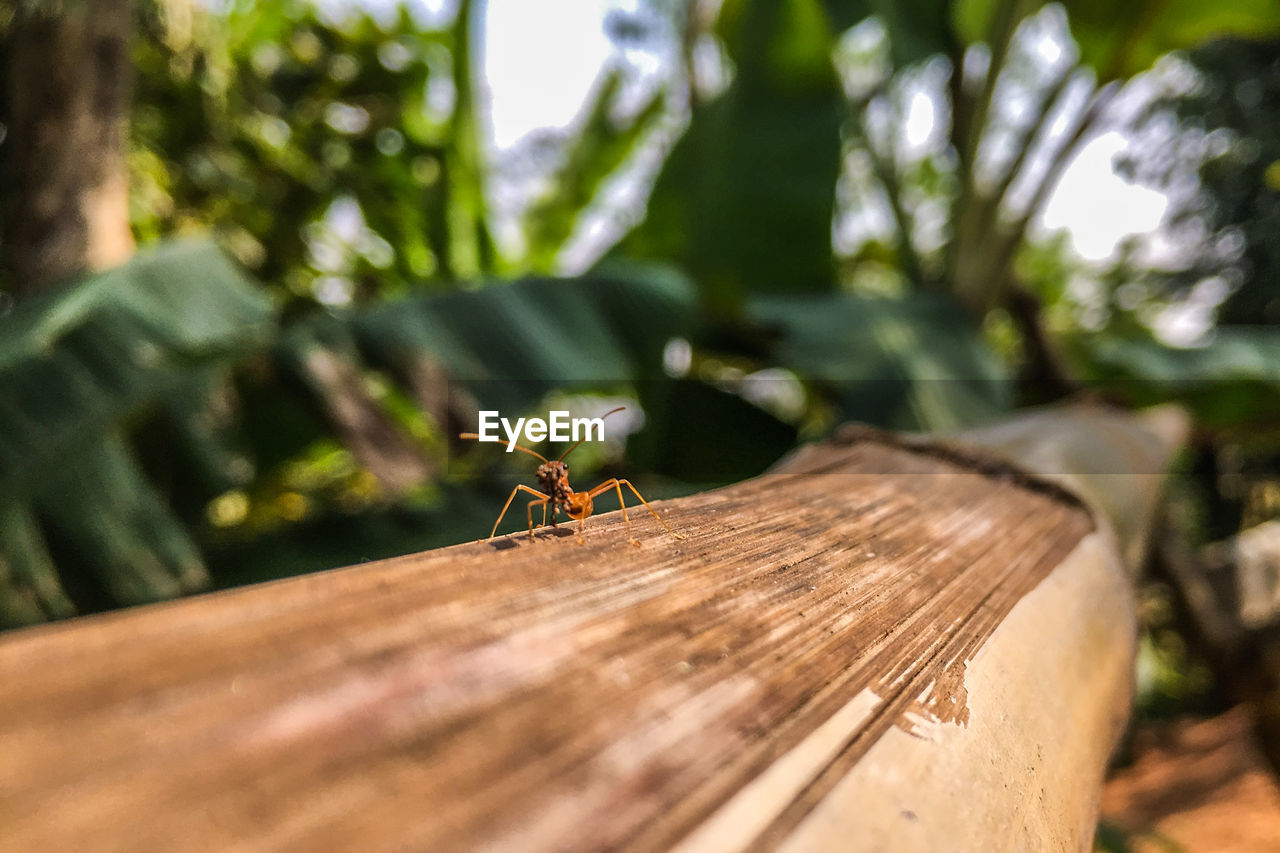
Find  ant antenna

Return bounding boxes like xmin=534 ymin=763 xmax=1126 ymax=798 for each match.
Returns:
xmin=457 ymin=433 xmax=549 ymax=463
xmin=558 ymin=406 xmax=626 ymax=461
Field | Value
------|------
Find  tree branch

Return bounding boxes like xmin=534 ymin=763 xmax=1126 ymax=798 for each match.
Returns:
xmin=970 ymin=63 xmax=1076 ymax=256
xmin=984 ymin=81 xmax=1119 ymax=293
xmin=1003 ymin=280 xmax=1080 ymax=398
xmin=850 ymin=90 xmax=928 ymax=288
xmin=946 ymin=0 xmax=1027 ymax=302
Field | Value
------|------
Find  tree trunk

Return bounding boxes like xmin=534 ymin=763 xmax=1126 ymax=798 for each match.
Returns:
xmin=4 ymin=0 xmax=135 ymax=294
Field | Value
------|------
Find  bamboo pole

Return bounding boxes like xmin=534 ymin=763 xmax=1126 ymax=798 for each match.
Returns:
xmin=0 ymin=408 xmax=1178 ymax=851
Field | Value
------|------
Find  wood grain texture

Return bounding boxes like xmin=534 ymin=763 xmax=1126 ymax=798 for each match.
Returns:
xmin=774 ymin=532 xmax=1134 ymax=853
xmin=0 ymin=431 xmax=1117 ymax=851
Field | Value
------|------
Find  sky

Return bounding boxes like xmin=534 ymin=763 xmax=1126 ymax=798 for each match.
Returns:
xmin=1039 ymin=132 xmax=1167 ymax=262
xmin=483 ymin=0 xmax=621 ymax=150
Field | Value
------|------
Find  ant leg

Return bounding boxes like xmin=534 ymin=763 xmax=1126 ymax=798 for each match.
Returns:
xmin=614 ymin=480 xmax=687 ymax=541
xmin=526 ymin=499 xmax=551 ymax=539
xmin=612 ymin=481 xmax=637 ymax=544
xmin=586 ymin=478 xmax=687 ymax=545
xmin=488 ymin=485 xmax=551 ymax=540
xmin=582 ymin=478 xmax=634 ymax=543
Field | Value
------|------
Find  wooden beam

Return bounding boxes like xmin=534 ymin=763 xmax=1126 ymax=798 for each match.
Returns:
xmin=0 ymin=421 xmax=1143 ymax=850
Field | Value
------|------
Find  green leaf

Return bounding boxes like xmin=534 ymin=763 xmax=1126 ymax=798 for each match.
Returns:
xmin=749 ymin=291 xmax=1012 ymax=430
xmin=156 ymin=366 xmax=255 ymax=497
xmin=0 ymin=241 xmax=273 ymax=495
xmin=1062 ymin=0 xmax=1280 ymax=82
xmin=630 ymin=379 xmax=799 ymax=483
xmin=33 ymin=438 xmax=209 ymax=607
xmin=0 ymin=500 xmax=75 ymax=626
xmin=1083 ymin=329 xmax=1280 ymax=426
xmin=0 ymin=241 xmax=274 ymax=624
xmin=348 ymin=263 xmax=699 ymax=413
xmin=624 ymin=0 xmax=844 ymax=313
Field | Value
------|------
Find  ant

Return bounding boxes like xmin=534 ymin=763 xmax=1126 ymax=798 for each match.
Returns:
xmin=460 ymin=406 xmax=686 ymax=546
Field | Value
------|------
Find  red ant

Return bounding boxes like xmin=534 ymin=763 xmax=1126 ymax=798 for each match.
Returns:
xmin=460 ymin=406 xmax=686 ymax=546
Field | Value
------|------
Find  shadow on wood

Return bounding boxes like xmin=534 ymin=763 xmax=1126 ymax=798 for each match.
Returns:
xmin=0 ymin=405 xmax=1183 ymax=851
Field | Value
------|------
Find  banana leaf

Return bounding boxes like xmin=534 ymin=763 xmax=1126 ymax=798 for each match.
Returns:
xmin=345 ymin=262 xmax=698 ymax=414
xmin=1082 ymin=329 xmax=1280 ymax=428
xmin=0 ymin=241 xmax=274 ymax=626
xmin=749 ymin=291 xmax=1012 ymax=431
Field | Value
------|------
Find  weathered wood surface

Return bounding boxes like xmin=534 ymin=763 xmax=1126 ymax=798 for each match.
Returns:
xmin=948 ymin=402 xmax=1191 ymax=572
xmin=0 ymin=422 xmax=1143 ymax=851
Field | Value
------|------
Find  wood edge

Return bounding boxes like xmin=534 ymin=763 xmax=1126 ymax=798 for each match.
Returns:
xmin=775 ymin=421 xmax=1096 ymax=526
xmin=764 ymin=532 xmax=1136 ymax=853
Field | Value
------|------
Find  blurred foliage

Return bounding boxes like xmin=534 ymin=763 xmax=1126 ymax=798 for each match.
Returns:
xmin=747 ymin=291 xmax=1010 ymax=429
xmin=5 ymin=0 xmax=1280 ymax=629
xmin=0 ymin=242 xmax=271 ymax=623
xmin=349 ymin=263 xmax=695 ymax=410
xmin=129 ymin=0 xmax=494 ymax=305
xmin=1079 ymin=37 xmax=1280 ymax=541
xmin=624 ymin=0 xmax=844 ymax=313
xmin=1094 ymin=820 xmax=1184 ymax=853
xmin=1133 ymin=581 xmax=1220 ymax=719
xmin=521 ymin=70 xmax=666 ymax=271
xmin=1083 ymin=330 xmax=1280 ymax=426
xmin=1122 ymin=37 xmax=1280 ymax=326
xmin=952 ymin=0 xmax=1280 ymax=82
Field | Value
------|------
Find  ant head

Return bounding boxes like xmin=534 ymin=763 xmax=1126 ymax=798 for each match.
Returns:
xmin=536 ymin=459 xmax=569 ymax=490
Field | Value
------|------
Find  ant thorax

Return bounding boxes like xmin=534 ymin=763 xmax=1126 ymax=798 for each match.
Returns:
xmin=536 ymin=461 xmax=574 ymax=511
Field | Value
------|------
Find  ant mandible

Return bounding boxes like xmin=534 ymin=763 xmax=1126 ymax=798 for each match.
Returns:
xmin=460 ymin=406 xmax=686 ymax=546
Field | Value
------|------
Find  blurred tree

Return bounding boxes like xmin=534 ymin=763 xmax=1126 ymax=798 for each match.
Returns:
xmin=129 ymin=0 xmax=495 ymax=307
xmin=2 ymin=0 xmax=135 ymax=292
xmin=1107 ymin=37 xmax=1280 ymax=543
xmin=6 ymin=0 xmax=1280 ymax=629
xmin=614 ymin=0 xmax=1280 ymax=425
xmin=1123 ymin=37 xmax=1280 ymax=328
xmin=624 ymin=0 xmax=845 ymax=314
